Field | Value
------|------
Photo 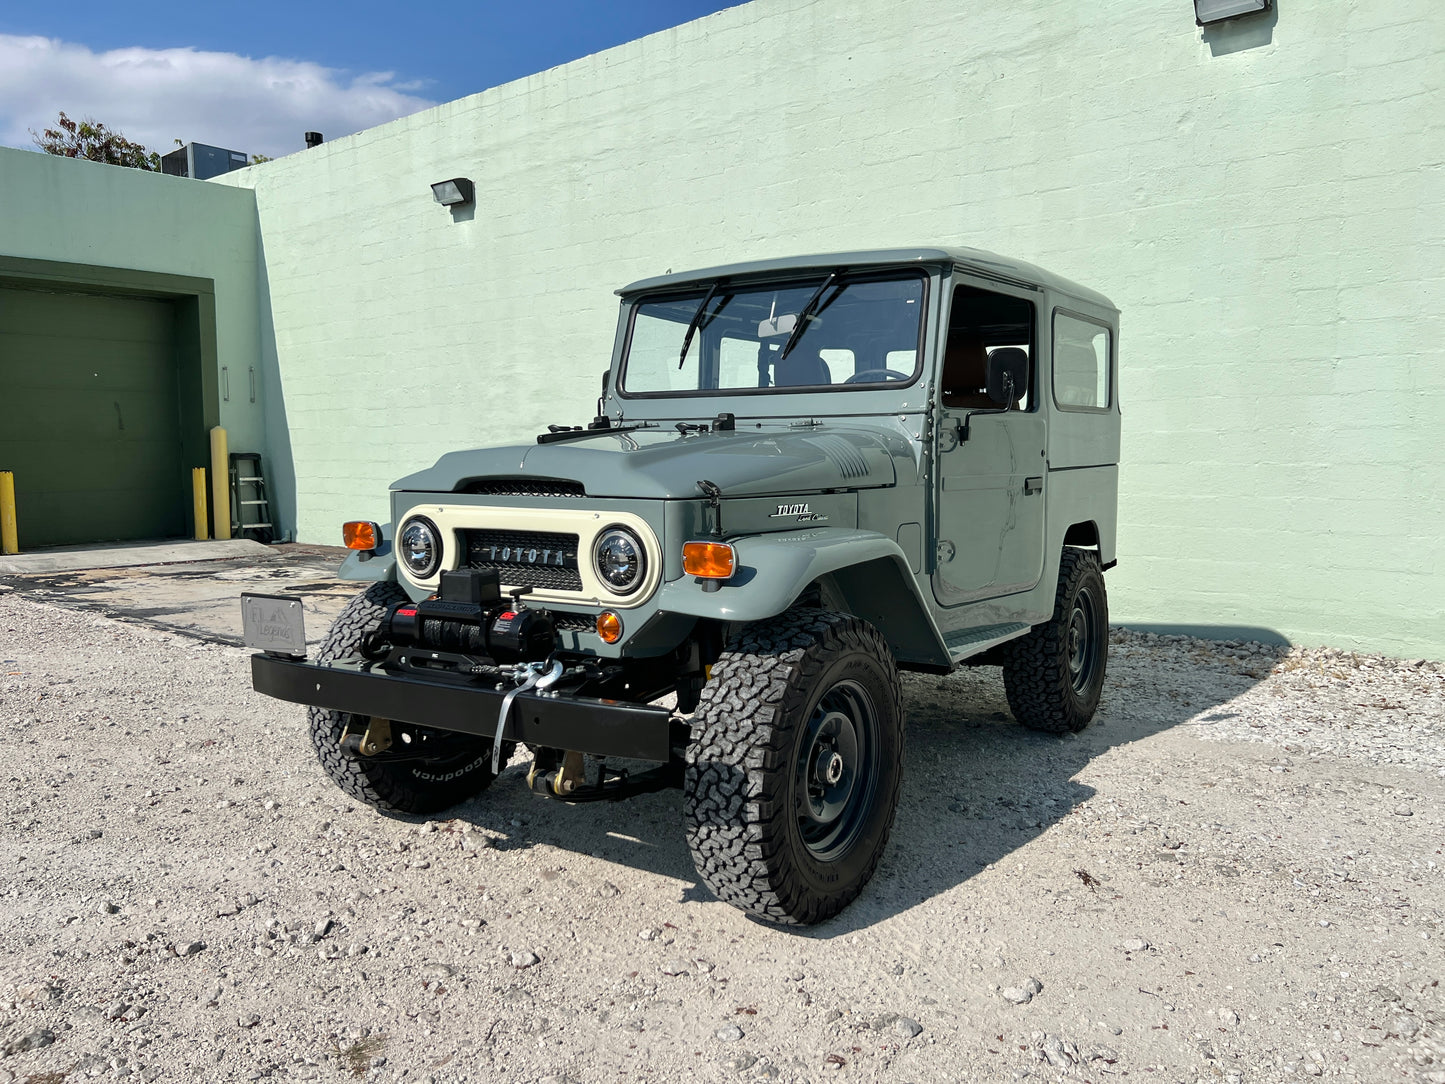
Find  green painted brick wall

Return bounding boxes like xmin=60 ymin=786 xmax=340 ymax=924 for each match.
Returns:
xmin=198 ymin=0 xmax=1436 ymax=660
xmin=0 ymin=148 xmax=266 ymax=465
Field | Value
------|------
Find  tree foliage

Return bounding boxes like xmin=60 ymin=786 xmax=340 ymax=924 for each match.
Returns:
xmin=31 ymin=112 xmax=161 ymax=171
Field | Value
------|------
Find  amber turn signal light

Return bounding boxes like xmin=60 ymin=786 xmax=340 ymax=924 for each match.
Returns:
xmin=343 ymin=521 xmax=380 ymax=551
xmin=596 ymin=611 xmax=623 ymax=644
xmin=682 ymin=540 xmax=736 ymax=579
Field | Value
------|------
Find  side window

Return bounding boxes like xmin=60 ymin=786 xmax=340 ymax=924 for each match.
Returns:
xmin=718 ymin=336 xmax=760 ymax=388
xmin=942 ymin=284 xmax=1036 ymax=410
xmin=818 ymin=349 xmax=854 ymax=379
xmin=1052 ymin=312 xmax=1111 ymax=410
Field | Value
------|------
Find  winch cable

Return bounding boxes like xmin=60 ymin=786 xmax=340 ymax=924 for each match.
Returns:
xmin=492 ymin=659 xmax=564 ymax=774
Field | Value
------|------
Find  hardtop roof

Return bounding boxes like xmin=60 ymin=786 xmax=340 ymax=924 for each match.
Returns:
xmin=617 ymin=246 xmax=1117 ymax=312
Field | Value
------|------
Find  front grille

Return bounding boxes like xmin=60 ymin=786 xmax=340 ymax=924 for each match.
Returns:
xmin=550 ymin=612 xmax=596 ymax=632
xmin=459 ymin=477 xmax=586 ymax=498
xmin=461 ymin=529 xmax=583 ymax=591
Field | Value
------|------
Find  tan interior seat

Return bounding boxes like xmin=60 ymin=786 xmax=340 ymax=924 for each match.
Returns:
xmin=940 ymin=335 xmax=993 ymax=408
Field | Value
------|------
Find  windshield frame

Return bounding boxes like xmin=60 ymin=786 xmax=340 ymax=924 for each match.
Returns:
xmin=615 ymin=267 xmax=931 ymax=401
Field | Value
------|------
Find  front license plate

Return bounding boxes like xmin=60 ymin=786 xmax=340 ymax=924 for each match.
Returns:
xmin=241 ymin=593 xmax=306 ymax=657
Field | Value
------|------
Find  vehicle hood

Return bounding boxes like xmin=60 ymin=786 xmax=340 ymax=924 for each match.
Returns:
xmin=392 ymin=426 xmax=901 ymax=499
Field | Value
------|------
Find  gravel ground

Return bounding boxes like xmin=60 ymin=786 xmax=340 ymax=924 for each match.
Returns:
xmin=1 ymin=589 xmax=1441 ymax=1084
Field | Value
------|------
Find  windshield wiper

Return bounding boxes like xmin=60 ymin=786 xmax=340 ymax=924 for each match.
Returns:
xmin=778 ymin=267 xmax=846 ymax=363
xmin=678 ymin=281 xmax=726 ymax=369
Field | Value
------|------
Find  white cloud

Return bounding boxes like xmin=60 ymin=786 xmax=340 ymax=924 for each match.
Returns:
xmin=0 ymin=34 xmax=439 ymax=161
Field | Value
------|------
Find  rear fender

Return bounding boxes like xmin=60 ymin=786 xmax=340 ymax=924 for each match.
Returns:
xmin=652 ymin=528 xmax=950 ymax=669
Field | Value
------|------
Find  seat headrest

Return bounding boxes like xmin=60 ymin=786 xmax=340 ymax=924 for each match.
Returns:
xmin=774 ymin=350 xmax=832 ymax=387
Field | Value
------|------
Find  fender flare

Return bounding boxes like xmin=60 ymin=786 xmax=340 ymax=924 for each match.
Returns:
xmin=652 ymin=528 xmax=950 ymax=669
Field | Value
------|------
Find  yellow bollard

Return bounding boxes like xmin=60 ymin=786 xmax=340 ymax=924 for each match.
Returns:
xmin=0 ymin=471 xmax=17 ymax=555
xmin=192 ymin=467 xmax=210 ymax=541
xmin=209 ymin=426 xmax=230 ymax=540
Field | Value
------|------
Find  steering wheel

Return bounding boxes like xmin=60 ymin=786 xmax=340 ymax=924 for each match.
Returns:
xmin=843 ymin=369 xmax=908 ymax=384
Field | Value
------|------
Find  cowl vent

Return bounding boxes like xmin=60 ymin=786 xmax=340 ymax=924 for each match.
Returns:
xmin=459 ymin=478 xmax=586 ymax=498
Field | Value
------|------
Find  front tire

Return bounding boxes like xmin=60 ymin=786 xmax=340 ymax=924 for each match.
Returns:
xmin=307 ymin=582 xmax=506 ymax=815
xmin=1002 ymin=548 xmax=1109 ymax=733
xmin=684 ymin=609 xmax=904 ymax=925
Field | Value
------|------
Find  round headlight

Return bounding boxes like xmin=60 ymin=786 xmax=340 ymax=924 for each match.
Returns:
xmin=593 ymin=526 xmax=645 ymax=595
xmin=398 ymin=516 xmax=443 ymax=579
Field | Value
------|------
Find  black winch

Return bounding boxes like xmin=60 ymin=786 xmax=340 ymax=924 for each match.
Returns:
xmin=374 ymin=568 xmax=557 ymax=668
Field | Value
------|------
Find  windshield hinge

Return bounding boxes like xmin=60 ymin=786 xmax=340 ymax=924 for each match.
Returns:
xmin=788 ymin=418 xmax=823 ymax=429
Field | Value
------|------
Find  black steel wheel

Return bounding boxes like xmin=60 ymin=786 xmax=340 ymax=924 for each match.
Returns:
xmin=1001 ymin=548 xmax=1109 ymax=733
xmin=795 ymin=679 xmax=881 ymax=861
xmin=307 ymin=582 xmax=509 ymax=815
xmin=684 ymin=609 xmax=904 ymax=925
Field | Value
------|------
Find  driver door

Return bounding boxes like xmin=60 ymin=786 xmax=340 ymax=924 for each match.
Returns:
xmin=931 ymin=281 xmax=1047 ymax=606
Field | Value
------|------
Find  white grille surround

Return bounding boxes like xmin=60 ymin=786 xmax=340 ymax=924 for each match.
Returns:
xmin=394 ymin=504 xmax=663 ymax=608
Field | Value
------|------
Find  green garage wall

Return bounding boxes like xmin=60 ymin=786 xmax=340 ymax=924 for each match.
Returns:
xmin=215 ymin=0 xmax=1444 ymax=658
xmin=0 ymin=149 xmax=265 ymax=541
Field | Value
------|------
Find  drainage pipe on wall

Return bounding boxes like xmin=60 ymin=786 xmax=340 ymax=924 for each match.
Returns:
xmin=209 ymin=427 xmax=230 ymax=540
xmin=0 ymin=471 xmax=17 ymax=554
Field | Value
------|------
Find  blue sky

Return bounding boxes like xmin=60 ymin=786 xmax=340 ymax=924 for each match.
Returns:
xmin=0 ymin=1 xmax=743 ymax=159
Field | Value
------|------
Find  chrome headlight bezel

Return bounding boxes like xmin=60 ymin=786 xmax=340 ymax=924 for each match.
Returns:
xmin=398 ymin=515 xmax=443 ymax=579
xmin=592 ymin=525 xmax=646 ymax=596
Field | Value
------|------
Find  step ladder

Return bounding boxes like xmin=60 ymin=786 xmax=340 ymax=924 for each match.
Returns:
xmin=229 ymin=452 xmax=274 ymax=543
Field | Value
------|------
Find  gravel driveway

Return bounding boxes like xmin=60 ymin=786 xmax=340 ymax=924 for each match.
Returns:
xmin=1 ymin=587 xmax=1440 ymax=1084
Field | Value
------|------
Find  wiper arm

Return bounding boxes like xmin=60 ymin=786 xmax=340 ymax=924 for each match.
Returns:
xmin=678 ymin=281 xmax=725 ymax=369
xmin=778 ymin=267 xmax=846 ymax=363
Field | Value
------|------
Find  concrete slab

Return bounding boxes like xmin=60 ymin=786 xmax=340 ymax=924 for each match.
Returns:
xmin=0 ymin=538 xmax=275 ymax=575
xmin=0 ymin=543 xmax=363 ymax=649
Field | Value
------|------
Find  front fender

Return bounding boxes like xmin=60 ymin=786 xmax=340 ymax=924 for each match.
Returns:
xmin=338 ymin=522 xmax=396 ymax=582
xmin=653 ymin=528 xmax=950 ymax=670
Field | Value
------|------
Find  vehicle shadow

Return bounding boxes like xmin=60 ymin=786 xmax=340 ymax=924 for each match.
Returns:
xmin=441 ymin=630 xmax=1284 ymax=935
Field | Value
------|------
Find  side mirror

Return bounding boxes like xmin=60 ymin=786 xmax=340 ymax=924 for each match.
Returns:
xmin=590 ymin=369 xmax=613 ymax=429
xmin=986 ymin=347 xmax=1029 ymax=407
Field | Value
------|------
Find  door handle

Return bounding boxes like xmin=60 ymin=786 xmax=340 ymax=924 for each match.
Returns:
xmin=1024 ymin=476 xmax=1043 ymax=495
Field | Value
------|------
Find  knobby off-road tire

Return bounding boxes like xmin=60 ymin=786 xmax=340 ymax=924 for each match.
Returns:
xmin=1002 ymin=548 xmax=1109 ymax=733
xmin=307 ymin=581 xmax=504 ymax=815
xmin=684 ymin=609 xmax=904 ymax=925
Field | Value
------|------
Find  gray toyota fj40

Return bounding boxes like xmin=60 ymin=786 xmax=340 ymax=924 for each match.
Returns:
xmin=247 ymin=247 xmax=1120 ymax=925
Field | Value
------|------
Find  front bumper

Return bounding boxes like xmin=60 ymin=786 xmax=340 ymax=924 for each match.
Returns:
xmin=251 ymin=654 xmax=675 ymax=762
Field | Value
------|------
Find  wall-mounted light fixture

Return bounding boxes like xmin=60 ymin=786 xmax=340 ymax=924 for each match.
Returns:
xmin=1195 ymin=0 xmax=1270 ymax=25
xmin=430 ymin=178 xmax=474 ymax=208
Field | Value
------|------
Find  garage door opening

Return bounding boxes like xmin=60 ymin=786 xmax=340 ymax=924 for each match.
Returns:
xmin=0 ymin=281 xmax=209 ymax=549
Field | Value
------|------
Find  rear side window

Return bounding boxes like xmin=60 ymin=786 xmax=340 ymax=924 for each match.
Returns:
xmin=1052 ymin=312 xmax=1111 ymax=411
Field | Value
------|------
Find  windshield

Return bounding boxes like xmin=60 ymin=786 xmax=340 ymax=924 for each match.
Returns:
xmin=620 ymin=270 xmax=927 ymax=397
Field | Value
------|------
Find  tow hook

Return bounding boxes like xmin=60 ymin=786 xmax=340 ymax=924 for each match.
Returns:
xmin=492 ymin=659 xmax=565 ymax=774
